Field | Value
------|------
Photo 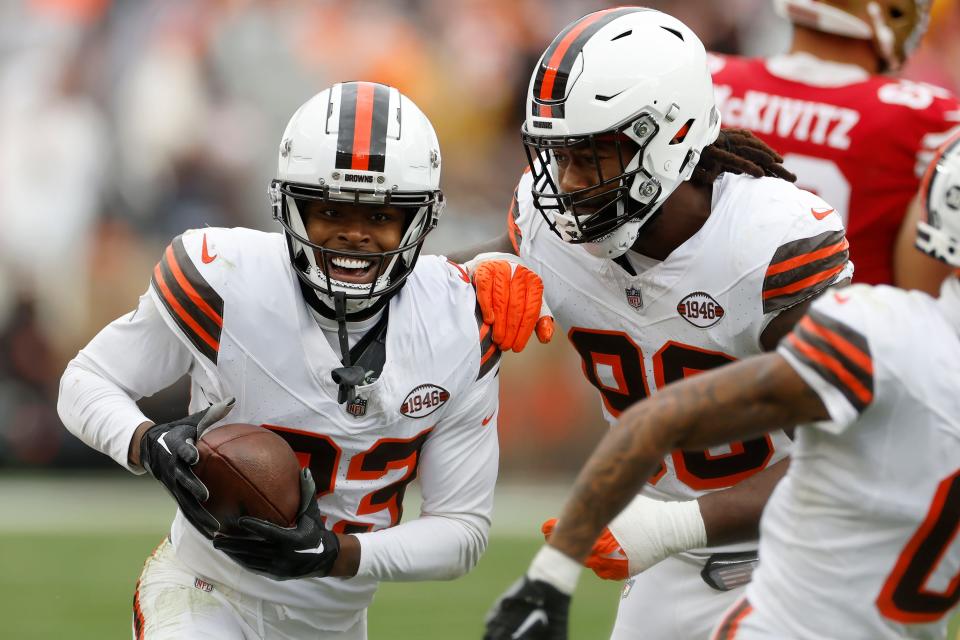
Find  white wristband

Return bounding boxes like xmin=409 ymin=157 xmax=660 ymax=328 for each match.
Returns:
xmin=527 ymin=545 xmax=582 ymax=595
xmin=461 ymin=252 xmax=526 ymax=277
xmin=608 ymin=495 xmax=707 ymax=576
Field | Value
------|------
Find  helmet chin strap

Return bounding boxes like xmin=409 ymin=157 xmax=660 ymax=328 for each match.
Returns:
xmin=330 ymin=291 xmax=367 ymax=404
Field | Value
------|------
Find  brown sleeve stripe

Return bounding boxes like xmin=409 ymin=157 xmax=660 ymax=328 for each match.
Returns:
xmin=507 ymin=187 xmax=522 ymax=253
xmin=801 ymin=311 xmax=873 ymax=374
xmin=712 ymin=598 xmax=753 ymax=640
xmin=151 ymin=235 xmax=224 ymax=363
xmin=763 ymin=230 xmax=849 ymax=313
xmin=783 ymin=312 xmax=874 ymax=411
xmin=765 ymin=235 xmax=848 ymax=277
xmin=165 ymin=241 xmax=223 ymax=325
xmin=763 ymin=261 xmax=846 ymax=302
xmin=475 ymin=302 xmax=501 ymax=380
xmin=767 ymin=229 xmax=846 ymax=269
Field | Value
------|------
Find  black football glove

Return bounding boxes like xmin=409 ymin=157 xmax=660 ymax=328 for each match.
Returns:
xmin=212 ymin=468 xmax=340 ymax=580
xmin=139 ymin=398 xmax=235 ymax=539
xmin=484 ymin=576 xmax=571 ymax=640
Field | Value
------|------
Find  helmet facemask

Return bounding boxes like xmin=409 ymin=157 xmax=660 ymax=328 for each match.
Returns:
xmin=524 ymin=112 xmax=704 ymax=258
xmin=273 ymin=82 xmax=444 ymax=321
xmin=271 ymin=179 xmax=442 ymax=319
xmin=520 ymin=8 xmax=720 ymax=260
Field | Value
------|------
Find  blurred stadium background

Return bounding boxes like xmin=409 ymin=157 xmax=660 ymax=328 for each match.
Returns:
xmin=1 ymin=0 xmax=959 ymax=637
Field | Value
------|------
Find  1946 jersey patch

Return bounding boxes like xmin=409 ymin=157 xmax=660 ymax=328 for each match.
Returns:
xmin=677 ymin=292 xmax=724 ymax=328
xmin=400 ymin=384 xmax=450 ymax=418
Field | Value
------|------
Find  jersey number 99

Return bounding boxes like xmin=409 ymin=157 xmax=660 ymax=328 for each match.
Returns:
xmin=569 ymin=328 xmax=774 ymax=491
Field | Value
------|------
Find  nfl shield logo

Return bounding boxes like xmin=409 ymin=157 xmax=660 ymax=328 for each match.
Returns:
xmin=625 ymin=287 xmax=643 ymax=310
xmin=346 ymin=396 xmax=367 ymax=417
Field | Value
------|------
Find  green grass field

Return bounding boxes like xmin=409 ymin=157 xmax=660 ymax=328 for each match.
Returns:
xmin=0 ymin=474 xmax=620 ymax=639
xmin=1 ymin=474 xmax=956 ymax=639
xmin=0 ymin=532 xmax=618 ymax=639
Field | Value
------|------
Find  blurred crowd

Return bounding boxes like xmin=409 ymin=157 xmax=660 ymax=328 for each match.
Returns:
xmin=1 ymin=0 xmax=957 ymax=470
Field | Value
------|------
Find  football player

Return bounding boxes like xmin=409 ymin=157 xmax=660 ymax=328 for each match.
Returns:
xmin=710 ymin=0 xmax=960 ymax=294
xmin=57 ymin=83 xmax=529 ymax=639
xmin=485 ymin=132 xmax=960 ymax=640
xmin=451 ymin=8 xmax=853 ymax=640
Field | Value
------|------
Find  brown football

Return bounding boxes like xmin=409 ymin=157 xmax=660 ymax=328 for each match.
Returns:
xmin=194 ymin=423 xmax=301 ymax=534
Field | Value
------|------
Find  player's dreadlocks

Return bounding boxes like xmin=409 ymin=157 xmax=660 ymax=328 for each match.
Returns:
xmin=691 ymin=129 xmax=796 ymax=186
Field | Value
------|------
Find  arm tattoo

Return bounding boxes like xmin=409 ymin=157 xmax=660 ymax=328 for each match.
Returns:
xmin=547 ymin=352 xmax=826 ymax=561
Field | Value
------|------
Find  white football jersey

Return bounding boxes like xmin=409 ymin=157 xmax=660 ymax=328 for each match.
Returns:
xmin=63 ymin=227 xmax=500 ymax=632
xmin=511 ymin=170 xmax=852 ymax=554
xmin=728 ymin=283 xmax=960 ymax=640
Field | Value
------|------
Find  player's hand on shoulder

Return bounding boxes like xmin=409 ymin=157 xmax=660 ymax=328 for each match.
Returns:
xmin=464 ymin=252 xmax=554 ymax=352
xmin=139 ymin=398 xmax=235 ymax=539
xmin=212 ymin=469 xmax=340 ymax=580
xmin=484 ymin=575 xmax=570 ymax=639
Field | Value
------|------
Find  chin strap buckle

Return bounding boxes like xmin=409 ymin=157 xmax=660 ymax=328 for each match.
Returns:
xmin=331 ymin=365 xmax=366 ymax=404
xmin=329 ymin=292 xmax=390 ymax=416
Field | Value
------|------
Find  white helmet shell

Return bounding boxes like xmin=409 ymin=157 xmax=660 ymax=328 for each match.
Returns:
xmin=522 ymin=8 xmax=721 ymax=259
xmin=271 ymin=82 xmax=443 ymax=317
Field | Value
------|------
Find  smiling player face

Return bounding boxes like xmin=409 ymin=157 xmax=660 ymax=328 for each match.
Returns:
xmin=301 ymin=200 xmax=407 ymax=285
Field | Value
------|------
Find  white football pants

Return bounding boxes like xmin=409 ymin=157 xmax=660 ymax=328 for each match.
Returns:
xmin=132 ymin=539 xmax=366 ymax=639
xmin=610 ymin=555 xmax=745 ymax=640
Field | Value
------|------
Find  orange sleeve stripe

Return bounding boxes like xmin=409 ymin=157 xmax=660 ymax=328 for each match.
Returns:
xmin=479 ymin=322 xmax=490 ymax=342
xmin=765 ymin=238 xmax=849 ymax=277
xmin=787 ymin=334 xmax=872 ymax=405
xmin=153 ymin=264 xmax=220 ymax=352
xmin=507 ymin=192 xmax=521 ymax=254
xmin=164 ymin=245 xmax=223 ymax=326
xmin=799 ymin=315 xmax=873 ymax=375
xmin=480 ymin=342 xmax=498 ymax=367
xmin=762 ymin=262 xmax=846 ymax=300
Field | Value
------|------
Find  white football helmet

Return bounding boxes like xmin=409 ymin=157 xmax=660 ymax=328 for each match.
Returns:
xmin=271 ymin=82 xmax=443 ymax=318
xmin=917 ymin=132 xmax=960 ymax=267
xmin=522 ymin=7 xmax=721 ymax=259
xmin=773 ymin=0 xmax=931 ymax=72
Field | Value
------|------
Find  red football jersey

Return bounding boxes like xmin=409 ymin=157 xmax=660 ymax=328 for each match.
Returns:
xmin=709 ymin=52 xmax=960 ymax=285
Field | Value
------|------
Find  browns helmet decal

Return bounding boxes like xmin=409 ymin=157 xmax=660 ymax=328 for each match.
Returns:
xmin=530 ymin=7 xmax=649 ymax=118
xmin=335 ymin=81 xmax=391 ymax=172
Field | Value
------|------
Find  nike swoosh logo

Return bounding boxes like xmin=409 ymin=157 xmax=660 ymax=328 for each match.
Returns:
xmin=811 ymin=207 xmax=835 ymax=220
xmin=481 ymin=413 xmax=495 ymax=426
xmin=157 ymin=432 xmax=174 ymax=456
xmin=202 ymin=234 xmax=218 ymax=264
xmin=294 ymin=540 xmax=325 ymax=555
xmin=833 ymin=291 xmax=850 ymax=304
xmin=512 ymin=609 xmax=548 ymax=639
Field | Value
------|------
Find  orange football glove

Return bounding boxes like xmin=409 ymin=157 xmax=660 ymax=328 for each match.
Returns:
xmin=541 ymin=518 xmax=629 ymax=581
xmin=471 ymin=259 xmax=554 ymax=352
